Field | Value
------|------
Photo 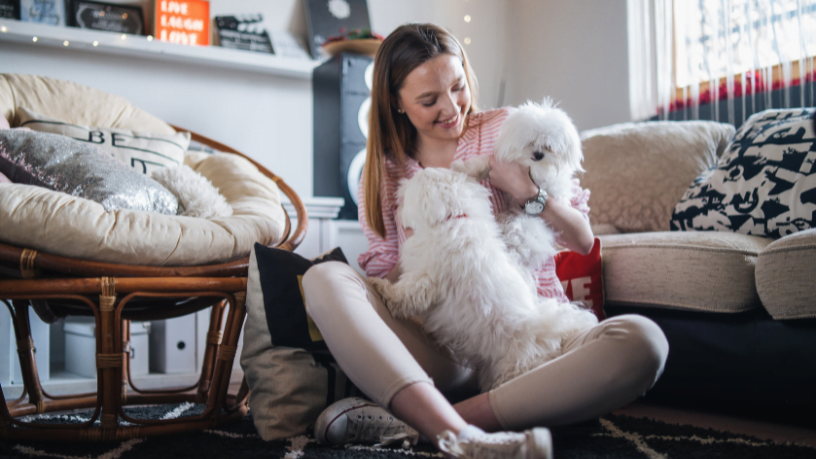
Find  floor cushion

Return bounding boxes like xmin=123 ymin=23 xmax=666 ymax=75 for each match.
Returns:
xmin=755 ymin=228 xmax=816 ymax=319
xmin=600 ymin=231 xmax=772 ymax=313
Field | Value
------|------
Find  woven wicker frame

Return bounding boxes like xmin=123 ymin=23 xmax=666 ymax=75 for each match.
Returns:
xmin=0 ymin=129 xmax=308 ymax=441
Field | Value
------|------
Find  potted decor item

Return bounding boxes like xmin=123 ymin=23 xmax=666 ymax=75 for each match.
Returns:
xmin=321 ymin=28 xmax=383 ymax=57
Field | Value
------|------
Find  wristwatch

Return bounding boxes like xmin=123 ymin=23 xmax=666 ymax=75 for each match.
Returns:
xmin=523 ymin=187 xmax=548 ymax=215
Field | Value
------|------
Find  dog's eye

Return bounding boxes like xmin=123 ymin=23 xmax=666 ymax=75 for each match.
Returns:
xmin=532 ymin=151 xmax=545 ymax=161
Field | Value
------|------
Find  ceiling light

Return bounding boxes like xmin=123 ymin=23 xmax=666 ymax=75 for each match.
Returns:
xmin=63 ymin=41 xmax=69 ymax=46
xmin=93 ymin=41 xmax=99 ymax=46
xmin=32 ymin=36 xmax=38 ymax=42
xmin=464 ymin=37 xmax=472 ymax=45
xmin=464 ymin=15 xmax=472 ymax=23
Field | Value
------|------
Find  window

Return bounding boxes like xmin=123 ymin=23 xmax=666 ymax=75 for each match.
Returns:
xmin=673 ymin=0 xmax=815 ymax=111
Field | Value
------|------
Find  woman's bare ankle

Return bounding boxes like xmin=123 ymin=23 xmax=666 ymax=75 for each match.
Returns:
xmin=453 ymin=392 xmax=503 ymax=432
xmin=390 ymin=381 xmax=468 ymax=440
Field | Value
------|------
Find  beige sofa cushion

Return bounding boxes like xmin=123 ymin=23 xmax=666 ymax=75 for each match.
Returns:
xmin=756 ymin=229 xmax=816 ymax=319
xmin=581 ymin=121 xmax=735 ymax=233
xmin=600 ymin=231 xmax=772 ymax=313
xmin=0 ymin=151 xmax=285 ymax=266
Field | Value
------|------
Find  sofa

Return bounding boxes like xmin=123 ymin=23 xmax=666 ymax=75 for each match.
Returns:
xmin=578 ymin=112 xmax=816 ymax=407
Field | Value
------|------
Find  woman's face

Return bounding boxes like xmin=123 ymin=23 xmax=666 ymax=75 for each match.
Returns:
xmin=396 ymin=53 xmax=471 ymax=146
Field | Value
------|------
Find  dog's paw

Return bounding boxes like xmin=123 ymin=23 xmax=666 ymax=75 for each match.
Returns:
xmin=450 ymin=156 xmax=490 ymax=180
xmin=500 ymin=213 xmax=558 ymax=270
xmin=367 ymin=277 xmax=390 ymax=299
xmin=367 ymin=277 xmax=406 ymax=316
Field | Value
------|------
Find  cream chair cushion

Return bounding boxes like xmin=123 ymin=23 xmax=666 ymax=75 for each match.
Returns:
xmin=756 ymin=229 xmax=816 ymax=319
xmin=600 ymin=231 xmax=772 ymax=313
xmin=581 ymin=121 xmax=735 ymax=233
xmin=0 ymin=151 xmax=285 ymax=266
xmin=0 ymin=74 xmax=174 ymax=134
xmin=0 ymin=73 xmax=286 ymax=266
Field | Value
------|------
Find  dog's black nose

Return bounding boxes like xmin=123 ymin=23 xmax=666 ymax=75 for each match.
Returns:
xmin=532 ymin=151 xmax=545 ymax=161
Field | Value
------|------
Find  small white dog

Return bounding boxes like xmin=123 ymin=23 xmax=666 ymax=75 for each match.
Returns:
xmin=452 ymin=98 xmax=584 ymax=270
xmin=368 ymin=168 xmax=597 ymax=391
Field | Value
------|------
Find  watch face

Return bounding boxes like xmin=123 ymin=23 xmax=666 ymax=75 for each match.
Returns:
xmin=526 ymin=201 xmax=545 ymax=215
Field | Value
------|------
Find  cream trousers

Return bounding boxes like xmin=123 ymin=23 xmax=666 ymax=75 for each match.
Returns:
xmin=302 ymin=261 xmax=669 ymax=430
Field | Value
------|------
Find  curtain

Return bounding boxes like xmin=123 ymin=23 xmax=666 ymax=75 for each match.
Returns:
xmin=629 ymin=0 xmax=816 ymax=123
xmin=627 ymin=0 xmax=674 ymax=120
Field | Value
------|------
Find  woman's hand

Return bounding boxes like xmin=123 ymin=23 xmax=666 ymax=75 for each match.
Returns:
xmin=488 ymin=156 xmax=594 ymax=255
xmin=488 ymin=156 xmax=538 ymax=207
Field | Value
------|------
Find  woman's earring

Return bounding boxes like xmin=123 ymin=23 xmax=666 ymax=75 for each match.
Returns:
xmin=396 ymin=108 xmax=404 ymax=114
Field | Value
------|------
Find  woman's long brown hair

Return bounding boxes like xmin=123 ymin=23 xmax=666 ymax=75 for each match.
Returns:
xmin=363 ymin=23 xmax=480 ymax=238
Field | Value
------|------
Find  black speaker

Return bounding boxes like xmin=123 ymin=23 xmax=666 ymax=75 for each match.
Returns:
xmin=313 ymin=52 xmax=374 ymax=220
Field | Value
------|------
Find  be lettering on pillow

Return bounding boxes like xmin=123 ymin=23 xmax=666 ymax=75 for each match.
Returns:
xmin=554 ymin=237 xmax=605 ymax=320
xmin=17 ymin=107 xmax=189 ymax=176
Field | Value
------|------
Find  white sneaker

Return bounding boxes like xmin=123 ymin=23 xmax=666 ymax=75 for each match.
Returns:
xmin=437 ymin=426 xmax=553 ymax=459
xmin=314 ymin=397 xmax=419 ymax=448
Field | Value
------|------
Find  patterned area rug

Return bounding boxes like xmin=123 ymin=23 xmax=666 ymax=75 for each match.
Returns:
xmin=0 ymin=403 xmax=813 ymax=459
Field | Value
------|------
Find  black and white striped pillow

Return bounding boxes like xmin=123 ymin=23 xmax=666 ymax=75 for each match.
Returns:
xmin=671 ymin=108 xmax=816 ymax=238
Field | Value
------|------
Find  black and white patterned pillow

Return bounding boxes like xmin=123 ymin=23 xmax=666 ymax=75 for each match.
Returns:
xmin=671 ymin=108 xmax=815 ymax=238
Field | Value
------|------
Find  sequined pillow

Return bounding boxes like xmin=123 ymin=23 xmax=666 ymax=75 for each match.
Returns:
xmin=671 ymin=108 xmax=815 ymax=238
xmin=17 ymin=107 xmax=189 ymax=176
xmin=0 ymin=130 xmax=178 ymax=215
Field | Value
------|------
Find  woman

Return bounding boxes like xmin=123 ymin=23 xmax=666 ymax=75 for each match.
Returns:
xmin=302 ymin=23 xmax=668 ymax=459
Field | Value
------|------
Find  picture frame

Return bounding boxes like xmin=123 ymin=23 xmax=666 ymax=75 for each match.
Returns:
xmin=0 ymin=0 xmax=20 ymax=20
xmin=19 ymin=0 xmax=65 ymax=25
xmin=70 ymin=0 xmax=144 ymax=35
xmin=154 ymin=0 xmax=209 ymax=46
xmin=304 ymin=0 xmax=371 ymax=59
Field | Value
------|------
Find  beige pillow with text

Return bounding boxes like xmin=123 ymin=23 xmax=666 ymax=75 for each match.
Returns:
xmin=18 ymin=107 xmax=189 ymax=176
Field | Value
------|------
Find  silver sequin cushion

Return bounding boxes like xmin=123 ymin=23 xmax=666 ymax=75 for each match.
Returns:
xmin=0 ymin=130 xmax=179 ymax=215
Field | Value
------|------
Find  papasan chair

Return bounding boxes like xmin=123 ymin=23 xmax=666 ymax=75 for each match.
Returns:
xmin=0 ymin=74 xmax=307 ymax=441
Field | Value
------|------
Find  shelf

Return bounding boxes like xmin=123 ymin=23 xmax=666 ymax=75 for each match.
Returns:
xmin=0 ymin=19 xmax=319 ymax=80
xmin=283 ymin=196 xmax=344 ymax=220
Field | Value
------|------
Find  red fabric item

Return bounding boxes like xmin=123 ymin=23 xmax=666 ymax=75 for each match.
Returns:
xmin=554 ymin=238 xmax=605 ymax=320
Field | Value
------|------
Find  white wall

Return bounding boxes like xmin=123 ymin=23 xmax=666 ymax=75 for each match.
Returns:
xmin=368 ymin=0 xmax=508 ymax=110
xmin=0 ymin=1 xmax=632 ymax=198
xmin=503 ymin=0 xmax=631 ymax=131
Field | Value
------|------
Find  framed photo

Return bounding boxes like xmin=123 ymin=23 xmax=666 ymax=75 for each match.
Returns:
xmin=304 ymin=0 xmax=371 ymax=59
xmin=71 ymin=0 xmax=144 ymax=35
xmin=20 ymin=0 xmax=65 ymax=25
xmin=0 ymin=0 xmax=20 ymax=20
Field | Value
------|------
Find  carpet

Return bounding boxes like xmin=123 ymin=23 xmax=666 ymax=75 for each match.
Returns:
xmin=0 ymin=403 xmax=813 ymax=458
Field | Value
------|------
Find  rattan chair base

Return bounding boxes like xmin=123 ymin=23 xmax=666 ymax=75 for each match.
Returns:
xmin=0 ymin=128 xmax=308 ymax=442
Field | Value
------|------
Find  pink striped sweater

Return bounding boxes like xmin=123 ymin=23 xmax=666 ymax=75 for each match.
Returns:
xmin=357 ymin=107 xmax=590 ymax=302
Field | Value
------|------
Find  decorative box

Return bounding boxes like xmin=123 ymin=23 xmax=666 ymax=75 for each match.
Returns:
xmin=64 ymin=318 xmax=149 ymax=378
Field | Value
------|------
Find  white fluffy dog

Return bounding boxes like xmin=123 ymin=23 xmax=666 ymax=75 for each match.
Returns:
xmin=452 ymin=98 xmax=584 ymax=270
xmin=368 ymin=168 xmax=597 ymax=391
